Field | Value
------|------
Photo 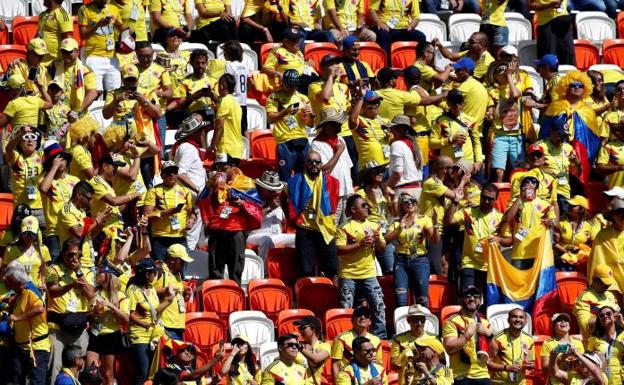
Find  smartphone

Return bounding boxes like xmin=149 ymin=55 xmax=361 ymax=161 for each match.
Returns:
xmin=554 ymin=344 xmax=570 ymax=354
xmin=291 ymin=102 xmax=300 ymax=110
xmin=28 ymin=67 xmax=38 ymax=81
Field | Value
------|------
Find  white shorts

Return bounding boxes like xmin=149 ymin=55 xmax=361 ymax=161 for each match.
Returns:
xmin=85 ymin=55 xmax=121 ymax=92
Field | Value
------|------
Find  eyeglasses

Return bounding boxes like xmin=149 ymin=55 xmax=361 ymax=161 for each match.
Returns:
xmin=598 ymin=311 xmax=614 ymax=318
xmin=401 ymin=199 xmax=417 ymax=205
xmin=568 ymin=82 xmax=584 ymax=89
xmin=306 ymin=159 xmax=322 ymax=165
xmin=22 ymin=133 xmax=38 ymax=142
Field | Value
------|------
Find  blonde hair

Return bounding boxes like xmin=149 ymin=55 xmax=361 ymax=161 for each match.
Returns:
xmin=69 ymin=116 xmax=99 ymax=143
xmin=102 ymin=124 xmax=126 ymax=149
xmin=555 ymin=70 xmax=593 ymax=100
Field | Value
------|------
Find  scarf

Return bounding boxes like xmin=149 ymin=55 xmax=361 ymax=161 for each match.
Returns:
xmin=314 ymin=133 xmax=339 ymax=152
xmin=54 ymin=60 xmax=85 ymax=112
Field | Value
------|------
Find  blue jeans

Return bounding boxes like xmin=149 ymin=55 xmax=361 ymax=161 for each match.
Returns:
xmin=44 ymin=235 xmax=62 ymax=263
xmin=151 ymin=236 xmax=188 ymax=261
xmin=377 ymin=243 xmax=395 ymax=275
xmin=339 ymin=277 xmax=387 ymax=338
xmin=568 ymin=0 xmax=606 ymax=12
xmin=131 ymin=343 xmax=153 ymax=385
xmin=277 ymin=138 xmax=310 ymax=183
xmin=394 ymin=254 xmax=430 ymax=307
xmin=461 ymin=0 xmax=481 ymax=13
xmin=157 ymin=116 xmax=167 ymax=157
xmin=10 ymin=349 xmax=49 ymax=385
xmin=298 ymin=28 xmax=335 ymax=51
xmin=422 ymin=0 xmax=441 ymax=12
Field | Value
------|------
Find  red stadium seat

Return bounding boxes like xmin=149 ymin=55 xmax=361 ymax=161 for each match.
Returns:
xmin=201 ymin=279 xmax=246 ymax=321
xmin=295 ymin=277 xmax=340 ymax=318
xmin=390 ymin=41 xmax=418 ymax=69
xmin=266 ymin=247 xmax=298 ymax=290
xmin=277 ymin=308 xmax=315 ymax=336
xmin=0 ymin=28 xmax=8 ymax=45
xmin=358 ymin=42 xmax=387 ymax=72
xmin=0 ymin=193 xmax=13 ymax=231
xmin=428 ymin=275 xmax=456 ymax=317
xmin=525 ymin=335 xmax=548 ymax=385
xmin=0 ymin=45 xmax=26 ymax=74
xmin=248 ymin=278 xmax=293 ymax=324
xmin=183 ymin=312 xmax=227 ymax=350
xmin=586 ymin=181 xmax=608 ymax=214
xmin=239 ymin=158 xmax=277 ymax=179
xmin=618 ymin=12 xmax=624 ymax=38
xmin=260 ymin=43 xmax=282 ymax=66
xmin=324 ymin=308 xmax=354 ymax=340
xmin=573 ymin=40 xmax=599 ymax=71
xmin=304 ymin=42 xmax=340 ymax=73
xmin=532 ymin=312 xmax=552 ymax=336
xmin=440 ymin=305 xmax=462 ymax=325
xmin=250 ymin=129 xmax=277 ymax=161
xmin=12 ymin=16 xmax=39 ymax=46
xmin=493 ymin=183 xmax=511 ymax=213
xmin=603 ymin=39 xmax=624 ymax=67
xmin=555 ymin=271 xmax=588 ymax=313
xmin=396 ymin=75 xmax=407 ymax=91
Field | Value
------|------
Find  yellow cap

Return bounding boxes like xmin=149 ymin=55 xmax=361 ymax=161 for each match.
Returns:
xmin=568 ymin=195 xmax=589 ymax=210
xmin=166 ymin=244 xmax=193 ymax=262
xmin=1 ymin=72 xmax=25 ymax=90
xmin=28 ymin=38 xmax=48 ymax=55
xmin=60 ymin=38 xmax=79 ymax=52
xmin=594 ymin=264 xmax=616 ymax=286
xmin=415 ymin=336 xmax=445 ymax=355
xmin=121 ymin=64 xmax=139 ymax=80
xmin=21 ymin=216 xmax=39 ymax=234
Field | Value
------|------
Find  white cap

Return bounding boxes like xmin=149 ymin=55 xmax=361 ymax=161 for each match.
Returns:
xmin=501 ymin=45 xmax=518 ymax=56
xmin=120 ymin=29 xmax=135 ymax=51
xmin=603 ymin=186 xmax=624 ymax=199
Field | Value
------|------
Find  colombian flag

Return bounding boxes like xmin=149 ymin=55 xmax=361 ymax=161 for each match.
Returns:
xmin=485 ymin=232 xmax=557 ymax=314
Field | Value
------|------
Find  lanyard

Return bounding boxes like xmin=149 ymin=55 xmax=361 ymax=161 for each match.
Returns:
xmin=405 ymin=216 xmax=419 ymax=247
xmin=139 ymin=286 xmax=159 ymax=322
xmin=475 ymin=210 xmax=496 ymax=238
xmin=570 ymin=221 xmax=584 ymax=244
xmin=523 ymin=203 xmax=537 ymax=229
xmin=546 ymin=141 xmax=567 ymax=175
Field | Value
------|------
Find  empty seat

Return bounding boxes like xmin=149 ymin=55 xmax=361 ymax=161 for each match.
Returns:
xmin=357 ymin=42 xmax=387 ymax=72
xmin=259 ymin=342 xmax=279 ymax=370
xmin=229 ymin=311 xmax=275 ymax=356
xmin=0 ymin=0 xmax=28 ymax=29
xmin=12 ymin=16 xmax=39 ymax=46
xmin=602 ymin=39 xmax=624 ymax=67
xmin=246 ymin=100 xmax=268 ymax=132
xmin=428 ymin=275 xmax=456 ymax=317
xmin=296 ymin=277 xmax=340 ymax=319
xmin=576 ymin=11 xmax=616 ymax=45
xmin=183 ymin=312 xmax=227 ymax=350
xmin=532 ymin=312 xmax=552 ymax=336
xmin=277 ymin=308 xmax=315 ymax=336
xmin=573 ymin=40 xmax=599 ymax=71
xmin=556 ymin=271 xmax=588 ymax=313
xmin=0 ymin=45 xmax=27 ymax=73
xmin=418 ymin=14 xmax=447 ymax=42
xmin=448 ymin=14 xmax=481 ymax=42
xmin=242 ymin=250 xmax=265 ymax=292
xmin=393 ymin=306 xmax=440 ymax=335
xmin=250 ymin=129 xmax=277 ymax=161
xmin=505 ymin=12 xmax=532 ymax=43
xmin=0 ymin=193 xmax=14 ymax=231
xmin=390 ymin=41 xmax=418 ymax=69
xmin=325 ymin=308 xmax=354 ymax=340
xmin=201 ymin=279 xmax=246 ymax=321
xmin=486 ymin=304 xmax=532 ymax=334
xmin=520 ymin=65 xmax=544 ymax=99
xmin=248 ymin=278 xmax=293 ymax=324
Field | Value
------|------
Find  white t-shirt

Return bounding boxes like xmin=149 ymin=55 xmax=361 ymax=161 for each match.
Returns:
xmin=390 ymin=140 xmax=423 ymax=186
xmin=174 ymin=142 xmax=206 ymax=194
xmin=311 ymin=138 xmax=354 ymax=197
xmin=225 ymin=60 xmax=248 ymax=107
xmin=249 ymin=206 xmax=284 ymax=236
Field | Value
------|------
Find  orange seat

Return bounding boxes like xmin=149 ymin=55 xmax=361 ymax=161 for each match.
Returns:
xmin=525 ymin=334 xmax=549 ymax=385
xmin=390 ymin=41 xmax=418 ymax=69
xmin=295 ymin=277 xmax=340 ymax=319
xmin=183 ymin=279 xmax=199 ymax=313
xmin=428 ymin=275 xmax=456 ymax=317
xmin=183 ymin=312 xmax=227 ymax=350
xmin=358 ymin=42 xmax=387 ymax=72
xmin=574 ymin=40 xmax=599 ymax=71
xmin=0 ymin=28 xmax=8 ymax=45
xmin=493 ymin=183 xmax=511 ymax=213
xmin=377 ymin=275 xmax=395 ymax=329
xmin=618 ymin=12 xmax=624 ymax=38
xmin=304 ymin=42 xmax=340 ymax=73
xmin=248 ymin=278 xmax=293 ymax=324
xmin=555 ymin=271 xmax=588 ymax=313
xmin=201 ymin=279 xmax=246 ymax=321
xmin=12 ymin=16 xmax=39 ymax=47
xmin=277 ymin=308 xmax=315 ymax=336
xmin=324 ymin=308 xmax=354 ymax=340
xmin=0 ymin=193 xmax=13 ymax=232
xmin=603 ymin=39 xmax=624 ymax=69
xmin=73 ymin=16 xmax=82 ymax=47
xmin=0 ymin=46 xmax=27 ymax=74
xmin=440 ymin=305 xmax=462 ymax=325
xmin=388 ymin=372 xmax=399 ymax=385
xmin=250 ymin=129 xmax=277 ymax=161
xmin=532 ymin=312 xmax=552 ymax=336
xmin=586 ymin=181 xmax=608 ymax=214
xmin=396 ymin=75 xmax=407 ymax=91
xmin=380 ymin=340 xmax=392 ymax=372
xmin=321 ymin=352 xmax=333 ymax=385
xmin=267 ymin=247 xmax=298 ymax=290
xmin=260 ymin=43 xmax=282 ymax=66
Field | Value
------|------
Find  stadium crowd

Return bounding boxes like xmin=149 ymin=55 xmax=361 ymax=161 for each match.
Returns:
xmin=1 ymin=0 xmax=624 ymax=385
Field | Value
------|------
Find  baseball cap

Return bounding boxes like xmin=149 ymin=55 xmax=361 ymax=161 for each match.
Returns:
xmin=135 ymin=258 xmax=158 ymax=274
xmin=403 ymin=66 xmax=421 ymax=83
xmin=166 ymin=244 xmax=193 ymax=262
xmin=60 ymin=38 xmax=79 ymax=52
xmin=593 ymin=264 xmax=616 ymax=286
xmin=534 ymin=54 xmax=558 ymax=69
xmin=462 ymin=285 xmax=481 ymax=296
xmin=528 ymin=143 xmax=544 ymax=155
xmin=119 ymin=29 xmax=135 ymax=51
xmin=320 ymin=53 xmax=341 ymax=67
xmin=28 ymin=38 xmax=48 ymax=56
xmin=161 ymin=160 xmax=179 ymax=174
xmin=283 ymin=69 xmax=301 ymax=87
xmin=551 ymin=313 xmax=571 ymax=323
xmin=500 ymin=45 xmax=518 ymax=57
xmin=612 ymin=198 xmax=624 ymax=210
xmin=294 ymin=316 xmax=322 ymax=330
xmin=415 ymin=336 xmax=445 ymax=355
xmin=363 ymin=89 xmax=383 ymax=103
xmin=121 ymin=64 xmax=139 ymax=80
xmin=353 ymin=306 xmax=371 ymax=318
xmin=283 ymin=27 xmax=301 ymax=42
xmin=568 ymin=195 xmax=589 ymax=209
xmin=100 ymin=153 xmax=126 ymax=167
xmin=20 ymin=216 xmax=39 ymax=234
xmin=377 ymin=67 xmax=402 ymax=84
xmin=452 ymin=57 xmax=476 ymax=72
xmin=0 ymin=73 xmax=25 ymax=90
xmin=342 ymin=35 xmax=358 ymax=50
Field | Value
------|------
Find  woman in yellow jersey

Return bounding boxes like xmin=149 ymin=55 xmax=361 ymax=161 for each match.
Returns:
xmin=1 ymin=216 xmax=50 ymax=290
xmin=541 ymin=313 xmax=585 ymax=385
xmin=159 ymin=29 xmax=191 ymax=101
xmin=192 ymin=0 xmax=238 ymax=44
xmin=586 ymin=305 xmax=624 ymax=385
xmin=555 ymin=196 xmax=596 ymax=271
xmin=86 ymin=262 xmax=130 ymax=385
xmin=221 ymin=336 xmax=261 ymax=385
xmin=239 ymin=0 xmax=287 ymax=44
xmin=385 ymin=192 xmax=438 ymax=308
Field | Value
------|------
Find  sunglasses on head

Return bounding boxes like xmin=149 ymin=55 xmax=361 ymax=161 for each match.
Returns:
xmin=568 ymin=82 xmax=584 ymax=89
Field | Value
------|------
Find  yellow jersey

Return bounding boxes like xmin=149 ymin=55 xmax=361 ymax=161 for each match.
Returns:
xmin=351 ymin=115 xmax=390 ymax=168
xmin=456 ymin=76 xmax=489 ymax=124
xmin=573 ymin=289 xmax=619 ymax=340
xmin=57 ymin=201 xmax=97 ymax=268
xmin=4 ymin=96 xmax=46 ymax=127
xmin=10 ymin=150 xmax=44 ymax=209
xmin=458 ymin=51 xmax=495 ymax=82
xmin=153 ymin=264 xmax=186 ymax=329
xmin=431 ymin=112 xmax=483 ymax=163
xmin=92 ymin=289 xmax=130 ymax=335
xmin=540 ymin=337 xmax=584 ymax=385
xmin=322 ymin=0 xmax=364 ymax=30
xmin=126 ymin=284 xmax=163 ymax=344
xmin=420 ymin=176 xmax=448 ymax=230
xmin=180 ymin=73 xmax=218 ymax=113
xmin=38 ymin=6 xmax=74 ymax=65
xmin=501 ymin=197 xmax=555 ymax=260
xmin=490 ymin=330 xmax=535 ymax=385
xmin=264 ymin=47 xmax=306 ymax=75
xmin=69 ymin=144 xmax=94 ymax=180
xmin=387 ymin=217 xmax=432 ymax=256
xmin=376 ymin=87 xmax=422 ymax=121
xmin=78 ymin=3 xmax=123 ymax=59
xmin=148 ymin=0 xmax=192 ymax=30
xmin=46 ymin=264 xmax=95 ymax=316
xmin=337 ymin=362 xmax=388 ymax=385
xmin=442 ymin=312 xmax=492 ymax=379
xmin=196 ymin=0 xmax=230 ymax=27
xmin=88 ymin=175 xmax=124 ymax=235
xmin=3 ymin=244 xmax=51 ymax=286
xmin=216 ymin=94 xmax=243 ymax=159
xmin=586 ymin=333 xmax=624 ymax=385
xmin=13 ymin=284 xmax=50 ymax=352
xmin=535 ymin=0 xmax=568 ymax=26
xmin=260 ymin=360 xmax=308 ymax=385
xmin=597 ymin=140 xmax=624 ymax=188
xmin=41 ymin=174 xmax=80 ymax=237
xmin=481 ymin=0 xmax=508 ymax=26
xmin=369 ymin=0 xmax=420 ymax=29
xmin=295 ymin=340 xmax=331 ymax=385
xmin=533 ymin=139 xmax=575 ymax=198
xmin=144 ymin=183 xmax=194 ymax=238
xmin=307 ymin=80 xmax=351 ymax=136
xmin=110 ymin=0 xmax=149 ymax=41
xmin=452 ymin=207 xmax=503 ymax=271
xmin=336 ymin=219 xmax=381 ymax=279
xmin=331 ymin=329 xmax=383 ymax=369
xmin=265 ymin=91 xmax=310 ymax=143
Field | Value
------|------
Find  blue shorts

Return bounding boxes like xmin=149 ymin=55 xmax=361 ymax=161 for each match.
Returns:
xmin=491 ymin=134 xmax=525 ymax=170
xmin=480 ymin=24 xmax=509 ymax=47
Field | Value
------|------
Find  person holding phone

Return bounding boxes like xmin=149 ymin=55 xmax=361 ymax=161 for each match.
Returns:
xmin=586 ymin=305 xmax=624 ymax=385
xmin=541 ymin=313 xmax=585 ymax=385
xmin=336 ymin=336 xmax=388 ymax=385
xmin=221 ymin=336 xmax=261 ymax=385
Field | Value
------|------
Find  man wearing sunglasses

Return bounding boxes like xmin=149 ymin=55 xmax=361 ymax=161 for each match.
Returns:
xmin=573 ymin=264 xmax=619 ymax=340
xmin=509 ymin=144 xmax=558 ymax=206
xmin=404 ymin=336 xmax=453 ymax=385
xmin=261 ymin=334 xmax=307 ymax=385
xmin=336 ymin=336 xmax=388 ymax=385
xmin=294 ymin=316 xmax=331 ymax=385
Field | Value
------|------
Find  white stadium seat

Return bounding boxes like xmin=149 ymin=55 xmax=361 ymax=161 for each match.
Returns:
xmin=517 ymin=40 xmax=537 ymax=67
xmin=217 ymin=42 xmax=259 ymax=72
xmin=394 ymin=306 xmax=440 ymax=335
xmin=418 ymin=14 xmax=448 ymax=42
xmin=260 ymin=342 xmax=279 ymax=370
xmin=520 ymin=66 xmax=543 ymax=99
xmin=241 ymin=250 xmax=265 ymax=292
xmin=246 ymin=100 xmax=268 ymax=132
xmin=557 ymin=64 xmax=578 ymax=76
xmin=487 ymin=304 xmax=532 ymax=334
xmin=448 ymin=13 xmax=481 ymax=43
xmin=0 ymin=0 xmax=28 ymax=30
xmin=229 ymin=311 xmax=275 ymax=356
xmin=31 ymin=0 xmax=72 ymax=16
xmin=505 ymin=12 xmax=532 ymax=43
xmin=180 ymin=42 xmax=215 ymax=60
xmin=576 ymin=11 xmax=616 ymax=45
xmin=88 ymin=101 xmax=111 ymax=131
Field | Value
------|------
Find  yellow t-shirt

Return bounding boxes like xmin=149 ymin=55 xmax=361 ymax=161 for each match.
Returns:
xmin=535 ymin=0 xmax=568 ymax=26
xmin=13 ymin=285 xmax=50 ymax=352
xmin=501 ymin=197 xmax=556 ymax=260
xmin=322 ymin=0 xmax=364 ymax=30
xmin=442 ymin=312 xmax=492 ymax=379
xmin=46 ymin=264 xmax=95 ymax=315
xmin=216 ymin=94 xmax=243 ymax=159
xmin=431 ymin=112 xmax=482 ymax=163
xmin=456 ymin=76 xmax=489 ymax=125
xmin=295 ymin=340 xmax=331 ymax=385
xmin=568 ymin=372 xmax=608 ymax=385
xmin=573 ymin=288 xmax=619 ymax=340
xmin=149 ymin=0 xmax=192 ymax=30
xmin=540 ymin=337 xmax=584 ymax=385
xmin=481 ymin=0 xmax=508 ymax=26
xmin=180 ymin=73 xmax=218 ymax=113
xmin=414 ymin=62 xmax=438 ymax=94
xmin=110 ymin=0 xmax=149 ymax=41
xmin=264 ymin=47 xmax=306 ymax=75
xmin=38 ymin=6 xmax=74 ymax=65
xmin=10 ymin=150 xmax=44 ymax=210
xmin=307 ymin=80 xmax=351 ymax=136
xmin=533 ymin=140 xmax=575 ymax=198
xmin=144 ymin=183 xmax=193 ymax=238
xmin=7 ymin=62 xmax=50 ymax=98
xmin=126 ymin=284 xmax=162 ymax=344
xmin=336 ymin=219 xmax=380 ymax=279
xmin=376 ymin=87 xmax=422 ymax=121
xmin=355 ymin=189 xmax=389 ymax=229
xmin=138 ymin=62 xmax=172 ymax=110
xmin=369 ymin=0 xmax=420 ymax=29
xmin=559 ymin=220 xmax=597 ymax=249
xmin=597 ymin=140 xmax=624 ymax=188
xmin=69 ymin=144 xmax=94 ymax=180
xmin=331 ymin=330 xmax=383 ymax=369
xmin=3 ymin=96 xmax=46 ymax=127
xmin=458 ymin=51 xmax=494 ymax=82
xmin=338 ymin=60 xmax=374 ymax=83
xmin=41 ymin=174 xmax=80 ymax=237
xmin=285 ymin=0 xmax=321 ymax=26
xmin=336 ymin=363 xmax=388 ymax=385
xmin=387 ymin=216 xmax=432 ymax=256
xmin=88 ymin=175 xmax=123 ymax=235
xmin=164 ymin=50 xmax=191 ymax=98
xmin=78 ymin=3 xmax=123 ymax=59
xmin=228 ymin=361 xmax=262 ymax=385
xmin=586 ymin=333 xmax=624 ymax=385
xmin=57 ymin=201 xmax=96 ymax=268
xmin=490 ymin=330 xmax=535 ymax=385
xmin=509 ymin=168 xmax=558 ymax=204
xmin=112 ymin=154 xmax=147 ymax=207
xmin=351 ymin=115 xmax=390 ymax=168
xmin=92 ymin=290 xmax=130 ymax=335
xmin=3 ymin=244 xmax=51 ymax=286
xmin=260 ymin=360 xmax=307 ymax=385
xmin=265 ymin=91 xmax=310 ymax=143
xmin=196 ymin=0 xmax=230 ymax=27
xmin=420 ymin=176 xmax=448 ymax=229
xmin=599 ymin=109 xmax=624 ymax=140
xmin=452 ymin=207 xmax=503 ymax=271
xmin=153 ymin=265 xmax=186 ymax=329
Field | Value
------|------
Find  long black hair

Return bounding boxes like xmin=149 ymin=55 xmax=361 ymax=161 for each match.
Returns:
xmin=228 ymin=337 xmax=257 ymax=378
xmin=593 ymin=305 xmax=623 ymax=339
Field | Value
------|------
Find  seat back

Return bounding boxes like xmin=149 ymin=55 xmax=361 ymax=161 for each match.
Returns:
xmin=250 ymin=130 xmax=277 ymax=161
xmin=266 ymin=247 xmax=298 ymax=289
xmin=532 ymin=312 xmax=552 ymax=336
xmin=324 ymin=308 xmax=354 ymax=340
xmin=0 ymin=193 xmax=14 ymax=231
xmin=576 ymin=11 xmax=616 ymax=45
xmin=242 ymin=250 xmax=265 ymax=292
xmin=555 ymin=271 xmax=588 ymax=313
xmin=602 ymin=39 xmax=624 ymax=67
xmin=248 ymin=279 xmax=293 ymax=323
xmin=88 ymin=100 xmax=112 ymax=130
xmin=260 ymin=43 xmax=282 ymax=65
xmin=304 ymin=42 xmax=340 ymax=72
xmin=229 ymin=311 xmax=275 ymax=354
xmin=448 ymin=14 xmax=481 ymax=42
xmin=618 ymin=11 xmax=624 ymax=38
xmin=260 ymin=342 xmax=279 ymax=370
xmin=0 ymin=45 xmax=27 ymax=73
xmin=505 ymin=12 xmax=532 ymax=42
xmin=295 ymin=277 xmax=340 ymax=319
xmin=518 ymin=40 xmax=537 ymax=67
xmin=183 ymin=313 xmax=227 ymax=350
xmin=487 ymin=304 xmax=532 ymax=334
xmin=380 ymin=340 xmax=392 ymax=372
xmin=0 ymin=28 xmax=7 ymax=45
xmin=377 ymin=275 xmax=396 ymax=330
xmin=201 ymin=280 xmax=246 ymax=321
xmin=419 ymin=14 xmax=447 ymax=41
xmin=440 ymin=305 xmax=462 ymax=325
xmin=428 ymin=275 xmax=456 ymax=317
xmin=12 ymin=16 xmax=39 ymax=46
xmin=180 ymin=42 xmax=215 ymax=59
xmin=394 ymin=306 xmax=440 ymax=335
xmin=573 ymin=40 xmax=599 ymax=71
xmin=358 ymin=42 xmax=387 ymax=72
xmin=390 ymin=41 xmax=418 ymax=69
xmin=493 ymin=183 xmax=511 ymax=213
xmin=277 ymin=308 xmax=315 ymax=336
xmin=520 ymin=66 xmax=543 ymax=99
xmin=246 ymin=100 xmax=268 ymax=132
xmin=558 ymin=64 xmax=578 ymax=76
xmin=533 ymin=335 xmax=549 ymax=370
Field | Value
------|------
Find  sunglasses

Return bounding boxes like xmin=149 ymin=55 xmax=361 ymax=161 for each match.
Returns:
xmin=464 ymin=293 xmax=480 ymax=298
xmin=568 ymin=82 xmax=584 ymax=89
xmin=306 ymin=159 xmax=322 ymax=165
xmin=599 ymin=311 xmax=614 ymax=318
xmin=524 ymin=177 xmax=539 ymax=184
xmin=365 ymin=101 xmax=381 ymax=107
xmin=401 ymin=199 xmax=417 ymax=205
xmin=362 ymin=348 xmax=376 ymax=355
xmin=22 ymin=133 xmax=39 ymax=142
xmin=284 ymin=342 xmax=300 ymax=349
